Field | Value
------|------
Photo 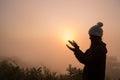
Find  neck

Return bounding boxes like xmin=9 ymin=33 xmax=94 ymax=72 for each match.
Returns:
xmin=90 ymin=36 xmax=102 ymax=50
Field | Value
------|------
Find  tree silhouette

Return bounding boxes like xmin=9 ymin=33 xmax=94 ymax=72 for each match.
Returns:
xmin=0 ymin=60 xmax=83 ymax=80
xmin=42 ymin=66 xmax=58 ymax=80
xmin=25 ymin=67 xmax=43 ymax=80
xmin=1 ymin=57 xmax=120 ymax=80
xmin=0 ymin=60 xmax=25 ymax=80
xmin=66 ymin=64 xmax=83 ymax=80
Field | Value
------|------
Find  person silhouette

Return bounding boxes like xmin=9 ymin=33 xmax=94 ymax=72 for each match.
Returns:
xmin=66 ymin=22 xmax=107 ymax=80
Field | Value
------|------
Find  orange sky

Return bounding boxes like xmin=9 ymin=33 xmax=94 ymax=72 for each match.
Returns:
xmin=0 ymin=0 xmax=120 ymax=73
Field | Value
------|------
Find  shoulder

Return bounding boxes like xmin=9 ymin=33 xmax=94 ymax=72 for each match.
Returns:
xmin=96 ymin=43 xmax=107 ymax=54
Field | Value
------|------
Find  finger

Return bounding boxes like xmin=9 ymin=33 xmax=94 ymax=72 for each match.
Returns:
xmin=73 ymin=40 xmax=78 ymax=46
xmin=66 ymin=44 xmax=75 ymax=51
xmin=73 ymin=40 xmax=79 ymax=48
xmin=69 ymin=40 xmax=76 ymax=47
xmin=66 ymin=44 xmax=73 ymax=50
xmin=68 ymin=40 xmax=76 ymax=47
xmin=68 ymin=40 xmax=75 ymax=47
xmin=73 ymin=40 xmax=76 ymax=44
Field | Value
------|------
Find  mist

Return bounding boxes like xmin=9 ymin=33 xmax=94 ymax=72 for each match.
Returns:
xmin=0 ymin=0 xmax=120 ymax=74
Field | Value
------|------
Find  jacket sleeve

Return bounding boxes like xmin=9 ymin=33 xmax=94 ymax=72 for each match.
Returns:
xmin=73 ymin=49 xmax=87 ymax=64
xmin=74 ymin=45 xmax=107 ymax=65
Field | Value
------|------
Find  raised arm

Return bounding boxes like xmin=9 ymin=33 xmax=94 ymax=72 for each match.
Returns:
xmin=66 ymin=40 xmax=86 ymax=64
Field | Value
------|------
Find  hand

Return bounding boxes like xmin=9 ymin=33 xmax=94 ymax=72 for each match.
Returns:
xmin=66 ymin=40 xmax=79 ymax=52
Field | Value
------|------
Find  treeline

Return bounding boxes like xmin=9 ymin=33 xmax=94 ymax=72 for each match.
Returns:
xmin=0 ymin=59 xmax=120 ymax=80
xmin=0 ymin=60 xmax=82 ymax=80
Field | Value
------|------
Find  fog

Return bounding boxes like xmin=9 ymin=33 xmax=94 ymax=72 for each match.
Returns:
xmin=0 ymin=0 xmax=120 ymax=74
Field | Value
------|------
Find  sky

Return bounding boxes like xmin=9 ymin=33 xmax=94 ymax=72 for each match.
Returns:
xmin=0 ymin=0 xmax=120 ymax=73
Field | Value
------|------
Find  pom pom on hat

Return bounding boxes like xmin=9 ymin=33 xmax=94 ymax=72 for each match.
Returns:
xmin=88 ymin=22 xmax=103 ymax=37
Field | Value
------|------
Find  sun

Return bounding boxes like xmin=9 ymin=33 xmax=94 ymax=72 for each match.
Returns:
xmin=59 ymin=28 xmax=76 ymax=43
xmin=64 ymin=32 xmax=74 ymax=41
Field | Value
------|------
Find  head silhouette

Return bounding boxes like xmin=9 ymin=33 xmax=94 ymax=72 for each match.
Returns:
xmin=88 ymin=22 xmax=103 ymax=37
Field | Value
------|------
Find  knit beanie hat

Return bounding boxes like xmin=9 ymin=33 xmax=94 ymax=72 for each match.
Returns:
xmin=88 ymin=22 xmax=103 ymax=37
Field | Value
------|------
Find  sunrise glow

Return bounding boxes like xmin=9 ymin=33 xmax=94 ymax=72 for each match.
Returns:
xmin=63 ymin=32 xmax=75 ymax=42
xmin=59 ymin=27 xmax=77 ymax=43
xmin=1 ymin=0 xmax=120 ymax=75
